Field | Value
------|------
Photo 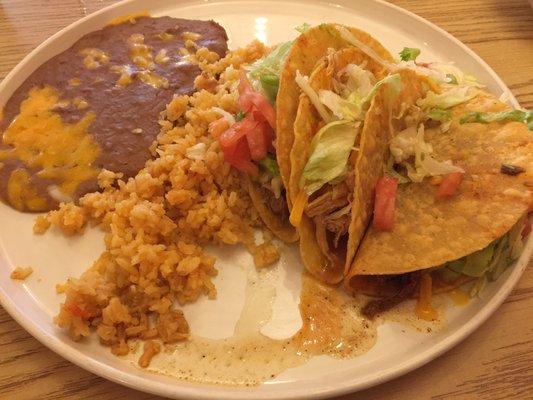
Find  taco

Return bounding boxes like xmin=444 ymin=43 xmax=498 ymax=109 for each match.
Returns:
xmin=344 ymin=71 xmax=533 ymax=318
xmin=213 ymin=38 xmax=299 ymax=243
xmin=215 ymin=23 xmax=393 ymax=245
xmin=277 ymin=23 xmax=394 ymax=206
xmin=286 ymin=51 xmax=429 ymax=283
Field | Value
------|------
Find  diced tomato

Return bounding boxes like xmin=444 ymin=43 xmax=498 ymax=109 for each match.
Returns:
xmin=436 ymin=172 xmax=463 ymax=199
xmin=373 ymin=177 xmax=398 ymax=231
xmin=246 ymin=121 xmax=268 ymax=161
xmin=230 ymin=138 xmax=259 ymax=175
xmin=238 ymin=70 xmax=255 ymax=96
xmin=208 ymin=117 xmax=230 ymax=139
xmin=219 ymin=117 xmax=257 ymax=149
xmin=238 ymin=72 xmax=276 ymax=130
xmin=219 ymin=117 xmax=259 ymax=175
xmin=216 ymin=72 xmax=277 ymax=174
xmin=249 ymin=92 xmax=276 ymax=129
xmin=66 ymin=302 xmax=90 ymax=319
xmin=522 ymin=216 xmax=531 ymax=238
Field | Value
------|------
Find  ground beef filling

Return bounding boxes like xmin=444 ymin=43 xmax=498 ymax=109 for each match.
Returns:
xmin=361 ymin=272 xmax=420 ymax=318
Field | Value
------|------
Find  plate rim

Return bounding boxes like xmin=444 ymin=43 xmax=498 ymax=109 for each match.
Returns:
xmin=0 ymin=0 xmax=529 ymax=399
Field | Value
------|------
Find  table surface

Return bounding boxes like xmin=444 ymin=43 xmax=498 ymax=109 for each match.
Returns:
xmin=0 ymin=0 xmax=532 ymax=399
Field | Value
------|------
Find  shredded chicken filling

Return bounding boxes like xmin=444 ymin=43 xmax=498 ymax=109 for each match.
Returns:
xmin=305 ymin=171 xmax=354 ymax=262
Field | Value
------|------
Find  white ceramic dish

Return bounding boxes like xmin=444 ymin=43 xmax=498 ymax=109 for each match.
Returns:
xmin=0 ymin=0 xmax=531 ymax=399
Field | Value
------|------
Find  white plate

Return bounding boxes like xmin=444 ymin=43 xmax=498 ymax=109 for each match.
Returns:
xmin=0 ymin=0 xmax=531 ymax=399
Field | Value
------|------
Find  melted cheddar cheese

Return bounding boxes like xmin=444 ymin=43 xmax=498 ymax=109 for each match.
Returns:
xmin=0 ymin=86 xmax=100 ymax=210
xmin=107 ymin=11 xmax=150 ymax=26
xmin=415 ymin=272 xmax=438 ymax=321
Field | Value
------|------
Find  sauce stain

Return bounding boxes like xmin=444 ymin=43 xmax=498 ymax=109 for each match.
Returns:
xmin=127 ymin=268 xmax=377 ymax=386
xmin=448 ymin=288 xmax=470 ymax=306
xmin=415 ymin=273 xmax=438 ymax=321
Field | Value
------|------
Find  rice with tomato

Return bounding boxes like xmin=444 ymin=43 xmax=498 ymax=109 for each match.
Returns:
xmin=38 ymin=40 xmax=283 ymax=362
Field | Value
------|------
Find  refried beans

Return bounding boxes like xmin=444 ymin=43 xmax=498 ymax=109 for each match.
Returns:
xmin=0 ymin=16 xmax=228 ymax=212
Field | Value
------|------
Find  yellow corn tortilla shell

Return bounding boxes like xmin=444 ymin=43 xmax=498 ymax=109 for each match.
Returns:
xmin=346 ymin=69 xmax=429 ymax=275
xmin=276 ymin=23 xmax=394 ymax=206
xmin=347 ymin=93 xmax=533 ymax=287
xmin=246 ymin=176 xmax=298 ymax=244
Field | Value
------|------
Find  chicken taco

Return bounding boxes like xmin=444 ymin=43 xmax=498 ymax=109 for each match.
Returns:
xmin=214 ymin=22 xmax=393 ymax=245
xmin=284 ymin=40 xmax=436 ymax=284
xmin=212 ymin=38 xmax=299 ymax=243
xmin=277 ymin=23 xmax=394 ymax=206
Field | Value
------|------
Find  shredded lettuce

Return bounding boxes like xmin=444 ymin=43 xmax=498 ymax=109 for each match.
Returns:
xmin=438 ymin=217 xmax=525 ymax=297
xmin=319 ymin=90 xmax=360 ymax=120
xmin=417 ymin=86 xmax=477 ymax=111
xmin=389 ymin=124 xmax=464 ymax=182
xmin=301 ymin=120 xmax=360 ymax=194
xmin=246 ymin=24 xmax=311 ymax=103
xmin=427 ymin=107 xmax=451 ymax=122
xmin=460 ymin=109 xmax=533 ymax=131
xmin=317 ymin=73 xmax=401 ymax=123
xmin=248 ymin=40 xmax=292 ymax=80
xmin=295 ymin=70 xmax=332 ymax=122
xmin=398 ymin=61 xmax=483 ymax=88
xmin=260 ymin=74 xmax=280 ymax=103
xmin=337 ymin=64 xmax=375 ymax=99
xmin=247 ymin=40 xmax=293 ymax=103
xmin=360 ymin=73 xmax=402 ymax=110
xmin=399 ymin=47 xmax=420 ymax=62
xmin=259 ymin=155 xmax=280 ymax=177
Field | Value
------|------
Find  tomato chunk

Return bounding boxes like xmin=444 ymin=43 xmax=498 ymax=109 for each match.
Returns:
xmin=219 ymin=117 xmax=259 ymax=175
xmin=238 ymin=73 xmax=276 ymax=130
xmin=219 ymin=117 xmax=256 ymax=148
xmin=217 ymin=72 xmax=277 ymax=175
xmin=373 ymin=177 xmax=398 ymax=231
xmin=229 ymin=137 xmax=258 ymax=175
xmin=436 ymin=172 xmax=463 ymax=198
xmin=246 ymin=121 xmax=268 ymax=161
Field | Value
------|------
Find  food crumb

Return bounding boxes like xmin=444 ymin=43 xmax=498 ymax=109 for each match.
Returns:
xmin=10 ymin=266 xmax=33 ymax=280
xmin=250 ymin=242 xmax=280 ymax=268
xmin=33 ymin=215 xmax=51 ymax=234
xmin=45 ymin=203 xmax=87 ymax=235
xmin=138 ymin=340 xmax=161 ymax=368
xmin=56 ymin=283 xmax=67 ymax=294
